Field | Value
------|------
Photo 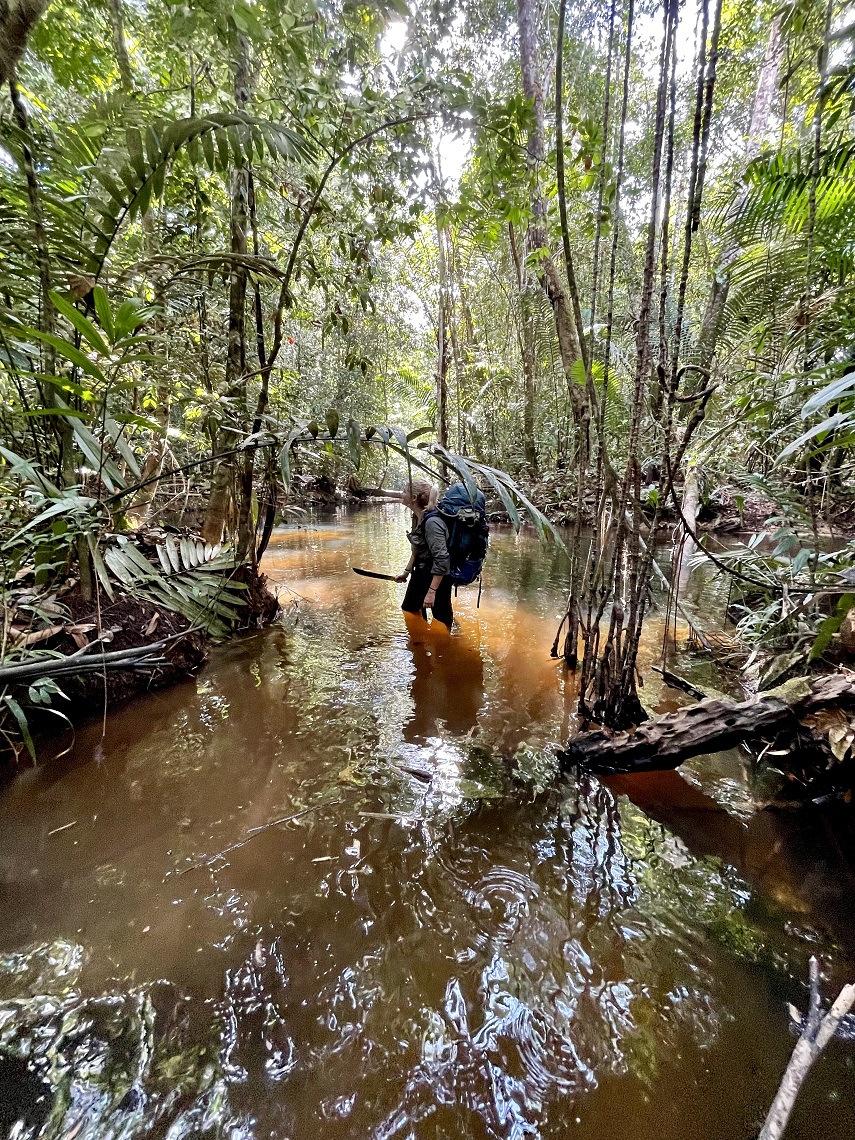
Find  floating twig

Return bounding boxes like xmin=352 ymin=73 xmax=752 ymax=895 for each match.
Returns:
xmin=174 ymin=798 xmax=343 ymax=876
xmin=47 ymin=820 xmax=77 ymax=837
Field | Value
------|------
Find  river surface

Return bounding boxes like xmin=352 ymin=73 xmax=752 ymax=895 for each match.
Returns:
xmin=0 ymin=505 xmax=854 ymax=1140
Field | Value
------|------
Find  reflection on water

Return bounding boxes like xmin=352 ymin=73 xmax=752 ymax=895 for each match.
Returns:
xmin=0 ymin=505 xmax=853 ymax=1139
xmin=403 ymin=614 xmax=484 ymax=741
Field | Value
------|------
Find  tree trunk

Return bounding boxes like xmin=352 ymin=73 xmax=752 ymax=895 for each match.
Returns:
xmin=509 ymin=222 xmax=539 ymax=475
xmin=673 ymin=464 xmax=700 ymax=588
xmin=202 ymin=34 xmax=251 ymax=546
xmin=516 ymin=0 xmax=586 ymax=435
xmin=453 ymin=238 xmax=487 ymax=463
xmin=129 ymin=221 xmax=169 ymax=522
xmin=106 ymin=0 xmax=134 ymax=92
xmin=8 ymin=79 xmax=74 ymax=485
xmin=8 ymin=76 xmax=90 ymax=596
xmin=236 ymin=169 xmax=269 ymax=563
xmin=560 ymin=673 xmax=855 ymax=775
xmin=434 ymin=210 xmax=450 ymax=450
xmin=698 ymin=17 xmax=781 ymax=369
xmin=0 ymin=0 xmax=50 ymax=89
xmin=555 ymin=0 xmax=589 ymax=375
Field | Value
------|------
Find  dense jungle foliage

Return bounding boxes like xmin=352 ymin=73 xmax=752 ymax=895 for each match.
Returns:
xmin=0 ymin=0 xmax=854 ymax=748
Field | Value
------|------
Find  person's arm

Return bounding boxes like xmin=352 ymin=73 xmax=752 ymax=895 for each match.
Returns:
xmin=396 ymin=551 xmax=416 ymax=583
xmin=424 ymin=572 xmax=443 ymax=608
xmin=422 ymin=516 xmax=450 ymax=607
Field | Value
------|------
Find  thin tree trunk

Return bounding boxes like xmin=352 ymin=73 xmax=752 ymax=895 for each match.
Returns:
xmin=698 ymin=17 xmax=781 ymax=369
xmin=0 ymin=0 xmax=50 ymax=89
xmin=517 ymin=0 xmax=587 ymax=432
xmin=510 ymin=221 xmax=539 ymax=475
xmin=203 ymin=35 xmax=251 ymax=546
xmin=555 ymin=0 xmax=589 ymax=374
xmin=9 ymin=74 xmax=92 ymax=597
xmin=236 ymin=169 xmax=269 ymax=563
xmin=8 ymin=79 xmax=74 ymax=482
xmin=434 ymin=211 xmax=450 ymax=450
xmin=106 ymin=0 xmax=134 ymax=92
xmin=453 ymin=237 xmax=487 ymax=463
xmin=129 ymin=220 xmax=169 ymax=521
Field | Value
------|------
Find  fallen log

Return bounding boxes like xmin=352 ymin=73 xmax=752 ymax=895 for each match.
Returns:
xmin=559 ymin=673 xmax=855 ymax=775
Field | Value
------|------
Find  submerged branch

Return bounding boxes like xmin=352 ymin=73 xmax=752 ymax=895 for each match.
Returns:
xmin=759 ymin=957 xmax=855 ymax=1140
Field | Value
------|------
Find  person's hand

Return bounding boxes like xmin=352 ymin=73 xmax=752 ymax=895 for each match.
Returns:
xmin=424 ymin=587 xmax=437 ymax=608
xmin=395 ymin=570 xmax=410 ymax=583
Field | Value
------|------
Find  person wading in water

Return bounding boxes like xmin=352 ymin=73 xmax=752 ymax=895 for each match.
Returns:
xmin=396 ymin=480 xmax=454 ymax=630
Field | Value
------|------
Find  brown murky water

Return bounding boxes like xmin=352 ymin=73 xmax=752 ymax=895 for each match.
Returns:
xmin=1 ymin=506 xmax=854 ymax=1140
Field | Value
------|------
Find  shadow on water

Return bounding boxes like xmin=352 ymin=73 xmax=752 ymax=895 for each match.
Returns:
xmin=0 ymin=504 xmax=853 ymax=1139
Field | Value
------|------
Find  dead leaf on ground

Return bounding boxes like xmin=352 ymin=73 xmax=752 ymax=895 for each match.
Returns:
xmin=11 ymin=624 xmax=65 ymax=647
xmin=828 ymin=723 xmax=855 ymax=762
xmin=803 ymin=707 xmax=855 ymax=763
xmin=144 ymin=612 xmax=160 ymax=636
xmin=68 ymin=623 xmax=96 ymax=649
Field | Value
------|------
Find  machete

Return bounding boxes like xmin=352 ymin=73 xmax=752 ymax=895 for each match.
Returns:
xmin=352 ymin=567 xmax=400 ymax=581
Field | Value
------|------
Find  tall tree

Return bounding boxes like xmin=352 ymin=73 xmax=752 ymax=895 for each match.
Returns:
xmin=516 ymin=0 xmax=589 ymax=454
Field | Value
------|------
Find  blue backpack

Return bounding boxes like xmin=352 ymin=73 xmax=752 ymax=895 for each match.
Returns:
xmin=423 ymin=482 xmax=490 ymax=586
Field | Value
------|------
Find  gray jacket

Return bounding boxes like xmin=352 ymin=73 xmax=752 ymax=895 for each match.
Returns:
xmin=408 ymin=513 xmax=450 ymax=576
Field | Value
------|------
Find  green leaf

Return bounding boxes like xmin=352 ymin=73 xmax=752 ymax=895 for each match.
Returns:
xmin=388 ymin=425 xmax=410 ymax=454
xmin=48 ymin=291 xmax=109 ymax=354
xmin=126 ymin=126 xmax=146 ymax=178
xmin=92 ymin=167 xmax=127 ymax=207
xmin=58 ymin=403 xmax=126 ymax=492
xmin=111 ymin=411 xmax=166 ymax=432
xmin=279 ymin=425 xmax=305 ymax=490
xmin=432 ymin=444 xmax=479 ymax=503
xmin=325 ymin=408 xmax=340 ymax=438
xmin=810 ymin=594 xmax=855 ymax=661
xmin=778 ymin=412 xmax=853 ymax=460
xmin=92 ymin=286 xmax=114 ymax=342
xmin=22 ymin=330 xmax=107 ymax=383
xmin=479 ymin=467 xmax=521 ymax=531
xmin=216 ymin=127 xmax=230 ymax=170
xmin=3 ymin=695 xmax=35 ymax=762
xmin=569 ymin=358 xmax=587 ymax=386
xmin=104 ymin=418 xmax=141 ymax=478
xmin=12 ymin=495 xmax=98 ymax=536
xmin=87 ymin=533 xmax=115 ymax=601
xmin=202 ymin=130 xmax=216 ymax=169
xmin=0 ymin=444 xmax=61 ymax=496
xmin=145 ymin=125 xmax=161 ymax=165
xmin=802 ymin=372 xmax=855 ymax=417
xmin=347 ymin=418 xmax=362 ymax=469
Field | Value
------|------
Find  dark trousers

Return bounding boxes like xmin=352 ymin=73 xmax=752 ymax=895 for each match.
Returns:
xmin=402 ymin=566 xmax=453 ymax=629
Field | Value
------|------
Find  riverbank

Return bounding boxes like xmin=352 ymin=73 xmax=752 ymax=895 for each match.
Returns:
xmin=1 ymin=529 xmax=279 ymax=765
